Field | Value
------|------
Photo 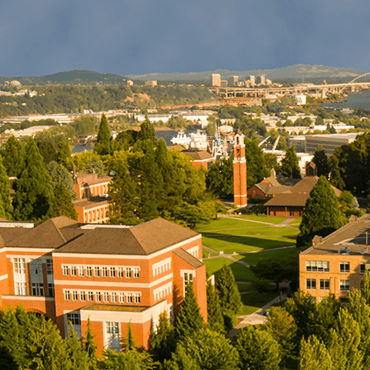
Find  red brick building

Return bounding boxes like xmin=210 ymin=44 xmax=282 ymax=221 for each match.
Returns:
xmin=233 ymin=133 xmax=247 ymax=207
xmin=0 ymin=216 xmax=207 ymax=353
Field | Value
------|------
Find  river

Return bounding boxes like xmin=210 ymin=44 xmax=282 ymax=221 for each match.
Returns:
xmin=322 ymin=90 xmax=370 ymax=110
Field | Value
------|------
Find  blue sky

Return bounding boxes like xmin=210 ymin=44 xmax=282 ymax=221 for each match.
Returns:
xmin=1 ymin=0 xmax=369 ymax=76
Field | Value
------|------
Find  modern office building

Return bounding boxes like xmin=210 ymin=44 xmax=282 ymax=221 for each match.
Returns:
xmin=305 ymin=133 xmax=359 ymax=156
xmin=0 ymin=216 xmax=207 ymax=353
xmin=211 ymin=74 xmax=221 ymax=87
xmin=228 ymin=76 xmax=239 ymax=86
xmin=300 ymin=214 xmax=370 ymax=303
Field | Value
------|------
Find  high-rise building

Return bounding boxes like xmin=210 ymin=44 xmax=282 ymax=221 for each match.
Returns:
xmin=249 ymin=75 xmax=256 ymax=85
xmin=228 ymin=76 xmax=239 ymax=86
xmin=260 ymin=75 xmax=266 ymax=85
xmin=233 ymin=133 xmax=247 ymax=208
xmin=211 ymin=74 xmax=221 ymax=87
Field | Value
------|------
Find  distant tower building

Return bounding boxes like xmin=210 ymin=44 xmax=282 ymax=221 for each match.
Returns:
xmin=233 ymin=133 xmax=247 ymax=208
xmin=229 ymin=76 xmax=239 ymax=86
xmin=260 ymin=75 xmax=266 ymax=85
xmin=250 ymin=75 xmax=256 ymax=85
xmin=211 ymin=74 xmax=221 ymax=87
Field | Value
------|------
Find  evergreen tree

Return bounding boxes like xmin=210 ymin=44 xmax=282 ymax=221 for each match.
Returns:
xmin=65 ymin=322 xmax=89 ymax=370
xmin=86 ymin=156 xmax=107 ymax=177
xmin=206 ymin=156 xmax=234 ymax=198
xmin=206 ymin=279 xmax=225 ymax=334
xmin=0 ymin=157 xmax=13 ymax=219
xmin=95 ymin=114 xmax=112 ymax=155
xmin=280 ymin=146 xmax=301 ymax=178
xmin=53 ymin=184 xmax=78 ymax=220
xmin=215 ymin=264 xmax=242 ymax=315
xmin=37 ymin=140 xmax=57 ymax=165
xmin=2 ymin=136 xmax=25 ymax=177
xmin=46 ymin=161 xmax=75 ymax=196
xmin=160 ymin=345 xmax=200 ymax=370
xmin=312 ymin=146 xmax=330 ymax=178
xmin=299 ymin=335 xmax=333 ymax=370
xmin=83 ymin=318 xmax=97 ymax=366
xmin=99 ymin=349 xmax=156 ymax=370
xmin=297 ymin=176 xmax=347 ymax=248
xmin=175 ymin=283 xmax=204 ymax=340
xmin=328 ymin=153 xmax=345 ymax=190
xmin=12 ymin=137 xmax=55 ymax=221
xmin=56 ymin=140 xmax=72 ymax=170
xmin=139 ymin=116 xmax=157 ymax=142
xmin=124 ymin=323 xmax=136 ymax=351
xmin=233 ymin=325 xmax=281 ymax=370
xmin=245 ymin=139 xmax=270 ymax=188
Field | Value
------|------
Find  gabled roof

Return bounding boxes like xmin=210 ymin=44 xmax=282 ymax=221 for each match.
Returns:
xmin=173 ymin=248 xmax=204 ymax=269
xmin=55 ymin=218 xmax=199 ymax=256
xmin=181 ymin=151 xmax=214 ymax=161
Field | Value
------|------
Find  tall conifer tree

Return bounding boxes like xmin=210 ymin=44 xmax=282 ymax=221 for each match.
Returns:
xmin=280 ymin=146 xmax=301 ymax=179
xmin=206 ymin=279 xmax=225 ymax=334
xmin=2 ymin=136 xmax=25 ymax=177
xmin=0 ymin=157 xmax=13 ymax=219
xmin=13 ymin=137 xmax=55 ymax=221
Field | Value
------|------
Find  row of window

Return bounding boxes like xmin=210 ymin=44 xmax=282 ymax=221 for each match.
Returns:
xmin=306 ymin=261 xmax=370 ymax=273
xmin=306 ymin=278 xmax=350 ymax=291
xmin=62 ymin=265 xmax=140 ymax=279
xmin=64 ymin=290 xmax=141 ymax=304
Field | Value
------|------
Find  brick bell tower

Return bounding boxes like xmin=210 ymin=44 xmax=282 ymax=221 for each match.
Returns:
xmin=233 ymin=133 xmax=247 ymax=208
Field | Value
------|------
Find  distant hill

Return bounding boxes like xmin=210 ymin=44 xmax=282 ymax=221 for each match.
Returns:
xmin=0 ymin=65 xmax=366 ymax=85
xmin=126 ymin=64 xmax=366 ymax=84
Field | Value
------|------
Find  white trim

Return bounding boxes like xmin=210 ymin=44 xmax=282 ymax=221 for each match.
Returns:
xmin=83 ymin=204 xmax=109 ymax=213
xmin=0 ymin=274 xmax=8 ymax=281
xmin=53 ymin=235 xmax=201 ymax=260
xmin=180 ymin=270 xmax=196 ymax=278
xmin=234 ymin=194 xmax=247 ymax=197
xmin=2 ymin=295 xmax=55 ymax=302
xmin=233 ymin=158 xmax=246 ymax=163
xmin=54 ymin=273 xmax=173 ymax=288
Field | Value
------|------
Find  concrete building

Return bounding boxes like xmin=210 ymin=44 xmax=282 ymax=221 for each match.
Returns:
xmin=220 ymin=80 xmax=228 ymax=87
xmin=305 ymin=133 xmax=359 ymax=156
xmin=0 ymin=216 xmax=207 ymax=353
xmin=259 ymin=75 xmax=266 ymax=85
xmin=211 ymin=74 xmax=221 ymax=87
xmin=300 ymin=214 xmax=370 ymax=303
xmin=229 ymin=76 xmax=239 ymax=86
xmin=249 ymin=75 xmax=256 ymax=85
xmin=144 ymin=80 xmax=157 ymax=87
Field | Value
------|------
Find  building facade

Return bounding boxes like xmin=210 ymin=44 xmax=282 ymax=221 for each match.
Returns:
xmin=0 ymin=216 xmax=207 ymax=353
xmin=300 ymin=215 xmax=370 ymax=303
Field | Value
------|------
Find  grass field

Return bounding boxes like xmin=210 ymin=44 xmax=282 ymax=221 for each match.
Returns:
xmin=234 ymin=247 xmax=299 ymax=266
xmin=196 ymin=218 xmax=261 ymax=232
xmin=240 ymin=292 xmax=278 ymax=315
xmin=203 ymin=257 xmax=255 ymax=282
xmin=237 ymin=282 xmax=251 ymax=292
xmin=290 ymin=218 xmax=302 ymax=226
xmin=219 ymin=226 xmax=299 ymax=237
xmin=237 ymin=215 xmax=287 ymax=224
xmin=202 ymin=235 xmax=295 ymax=254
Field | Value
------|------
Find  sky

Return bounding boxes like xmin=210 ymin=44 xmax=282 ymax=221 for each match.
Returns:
xmin=1 ymin=0 xmax=370 ymax=77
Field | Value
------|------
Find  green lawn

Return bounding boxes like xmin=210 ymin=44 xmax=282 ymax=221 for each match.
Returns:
xmin=237 ymin=215 xmax=287 ymax=224
xmin=240 ymin=292 xmax=278 ymax=315
xmin=290 ymin=217 xmax=302 ymax=226
xmin=204 ymin=257 xmax=255 ymax=282
xmin=234 ymin=247 xmax=299 ymax=266
xmin=237 ymin=282 xmax=252 ymax=292
xmin=219 ymin=226 xmax=299 ymax=237
xmin=201 ymin=247 xmax=219 ymax=257
xmin=202 ymin=235 xmax=295 ymax=254
xmin=196 ymin=218 xmax=262 ymax=232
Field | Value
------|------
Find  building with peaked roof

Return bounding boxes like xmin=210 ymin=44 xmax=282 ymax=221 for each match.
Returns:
xmin=181 ymin=151 xmax=216 ymax=170
xmin=300 ymin=214 xmax=370 ymax=303
xmin=0 ymin=216 xmax=207 ymax=353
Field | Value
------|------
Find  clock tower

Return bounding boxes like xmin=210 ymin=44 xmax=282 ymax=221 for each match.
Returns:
xmin=233 ymin=133 xmax=247 ymax=208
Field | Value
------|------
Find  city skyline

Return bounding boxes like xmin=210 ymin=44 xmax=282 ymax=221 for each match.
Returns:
xmin=1 ymin=0 xmax=370 ymax=77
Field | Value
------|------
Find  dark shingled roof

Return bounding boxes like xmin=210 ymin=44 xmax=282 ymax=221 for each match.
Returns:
xmin=55 ymin=218 xmax=199 ymax=255
xmin=181 ymin=151 xmax=214 ymax=161
xmin=173 ymin=248 xmax=204 ymax=269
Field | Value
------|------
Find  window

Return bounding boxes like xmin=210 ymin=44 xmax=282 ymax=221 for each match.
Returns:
xmin=67 ymin=313 xmax=80 ymax=325
xmin=31 ymin=283 xmax=44 ymax=296
xmin=87 ymin=266 xmax=92 ymax=277
xmin=88 ymin=291 xmax=94 ymax=301
xmin=46 ymin=259 xmax=53 ymax=275
xmin=48 ymin=283 xmax=54 ymax=297
xmin=96 ymin=292 xmax=102 ymax=302
xmin=78 ymin=266 xmax=84 ymax=277
xmin=126 ymin=268 xmax=132 ymax=278
xmin=65 ymin=290 xmax=71 ymax=301
xmin=135 ymin=293 xmax=141 ymax=304
xmin=104 ymin=292 xmax=109 ymax=302
xmin=340 ymin=280 xmax=350 ymax=291
xmin=306 ymin=261 xmax=329 ymax=272
xmin=110 ymin=267 xmax=116 ymax=278
xmin=63 ymin=265 xmax=69 ymax=276
xmin=71 ymin=266 xmax=77 ymax=276
xmin=119 ymin=292 xmax=125 ymax=303
xmin=80 ymin=291 xmax=86 ymax=301
xmin=118 ymin=267 xmax=124 ymax=278
xmin=127 ymin=293 xmax=133 ymax=303
xmin=184 ymin=272 xmax=193 ymax=288
xmin=306 ymin=279 xmax=316 ymax=290
xmin=95 ymin=267 xmax=100 ymax=277
xmin=320 ymin=279 xmax=330 ymax=290
xmin=102 ymin=267 xmax=108 ymax=277
xmin=340 ymin=262 xmax=350 ymax=273
xmin=111 ymin=292 xmax=117 ymax=303
xmin=72 ymin=291 xmax=78 ymax=301
xmin=134 ymin=268 xmax=140 ymax=279
xmin=105 ymin=322 xmax=120 ymax=351
xmin=14 ymin=258 xmax=27 ymax=296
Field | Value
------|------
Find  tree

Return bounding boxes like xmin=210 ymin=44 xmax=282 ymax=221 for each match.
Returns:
xmin=328 ymin=153 xmax=345 ymax=190
xmin=53 ymin=184 xmax=78 ymax=220
xmin=299 ymin=335 xmax=333 ymax=370
xmin=12 ymin=137 xmax=55 ymax=221
xmin=37 ymin=140 xmax=57 ymax=165
xmin=2 ymin=136 xmax=25 ymax=177
xmin=56 ymin=140 xmax=72 ymax=170
xmin=124 ymin=323 xmax=136 ymax=352
xmin=233 ymin=326 xmax=281 ymax=370
xmin=139 ymin=116 xmax=157 ymax=142
xmin=215 ymin=264 xmax=242 ymax=316
xmin=312 ymin=146 xmax=330 ymax=178
xmin=206 ymin=279 xmax=225 ymax=334
xmin=83 ymin=318 xmax=97 ymax=366
xmin=65 ymin=322 xmax=89 ymax=370
xmin=175 ymin=283 xmax=204 ymax=340
xmin=46 ymin=161 xmax=75 ymax=196
xmin=85 ymin=156 xmax=107 ymax=177
xmin=280 ymin=146 xmax=301 ymax=178
xmin=245 ymin=139 xmax=270 ymax=188
xmin=0 ymin=157 xmax=13 ymax=219
xmin=297 ymin=176 xmax=347 ymax=248
xmin=95 ymin=114 xmax=112 ymax=155
xmin=206 ymin=157 xmax=234 ymax=199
